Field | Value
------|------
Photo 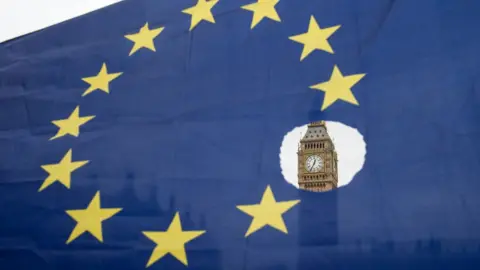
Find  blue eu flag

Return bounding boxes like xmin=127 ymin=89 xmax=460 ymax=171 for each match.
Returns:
xmin=1 ymin=0 xmax=480 ymax=269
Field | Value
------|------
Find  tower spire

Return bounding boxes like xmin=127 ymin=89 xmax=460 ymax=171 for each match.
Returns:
xmin=308 ymin=121 xmax=326 ymax=127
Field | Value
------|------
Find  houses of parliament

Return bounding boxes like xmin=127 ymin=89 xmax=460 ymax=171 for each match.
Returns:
xmin=297 ymin=121 xmax=338 ymax=192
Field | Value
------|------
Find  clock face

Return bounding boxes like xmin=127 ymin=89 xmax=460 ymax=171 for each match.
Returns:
xmin=305 ymin=155 xmax=323 ymax=173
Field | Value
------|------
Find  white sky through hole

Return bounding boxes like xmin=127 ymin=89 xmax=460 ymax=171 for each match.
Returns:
xmin=280 ymin=121 xmax=366 ymax=189
xmin=0 ymin=0 xmax=122 ymax=43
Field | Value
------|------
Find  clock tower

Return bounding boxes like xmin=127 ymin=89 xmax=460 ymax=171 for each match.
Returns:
xmin=297 ymin=121 xmax=338 ymax=192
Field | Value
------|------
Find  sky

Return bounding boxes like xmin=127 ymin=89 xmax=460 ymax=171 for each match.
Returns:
xmin=0 ymin=0 xmax=122 ymax=43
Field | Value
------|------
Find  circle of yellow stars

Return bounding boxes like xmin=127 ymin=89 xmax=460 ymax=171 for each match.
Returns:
xmin=37 ymin=0 xmax=366 ymax=267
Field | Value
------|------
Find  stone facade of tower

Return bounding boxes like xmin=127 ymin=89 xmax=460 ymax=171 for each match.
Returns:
xmin=297 ymin=121 xmax=338 ymax=192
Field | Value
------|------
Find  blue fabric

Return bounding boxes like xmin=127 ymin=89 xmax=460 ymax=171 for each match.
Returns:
xmin=1 ymin=0 xmax=480 ymax=269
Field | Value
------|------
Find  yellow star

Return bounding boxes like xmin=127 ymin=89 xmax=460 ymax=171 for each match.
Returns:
xmin=289 ymin=15 xmax=341 ymax=61
xmin=124 ymin=22 xmax=164 ymax=56
xmin=143 ymin=212 xmax=205 ymax=267
xmin=50 ymin=106 xmax=95 ymax=140
xmin=81 ymin=63 xmax=123 ymax=97
xmin=242 ymin=0 xmax=281 ymax=29
xmin=38 ymin=149 xmax=89 ymax=192
xmin=236 ymin=185 xmax=300 ymax=237
xmin=310 ymin=65 xmax=366 ymax=111
xmin=182 ymin=0 xmax=219 ymax=31
xmin=65 ymin=191 xmax=122 ymax=244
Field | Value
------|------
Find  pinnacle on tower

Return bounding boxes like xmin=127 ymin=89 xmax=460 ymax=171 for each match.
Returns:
xmin=308 ymin=121 xmax=326 ymax=127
